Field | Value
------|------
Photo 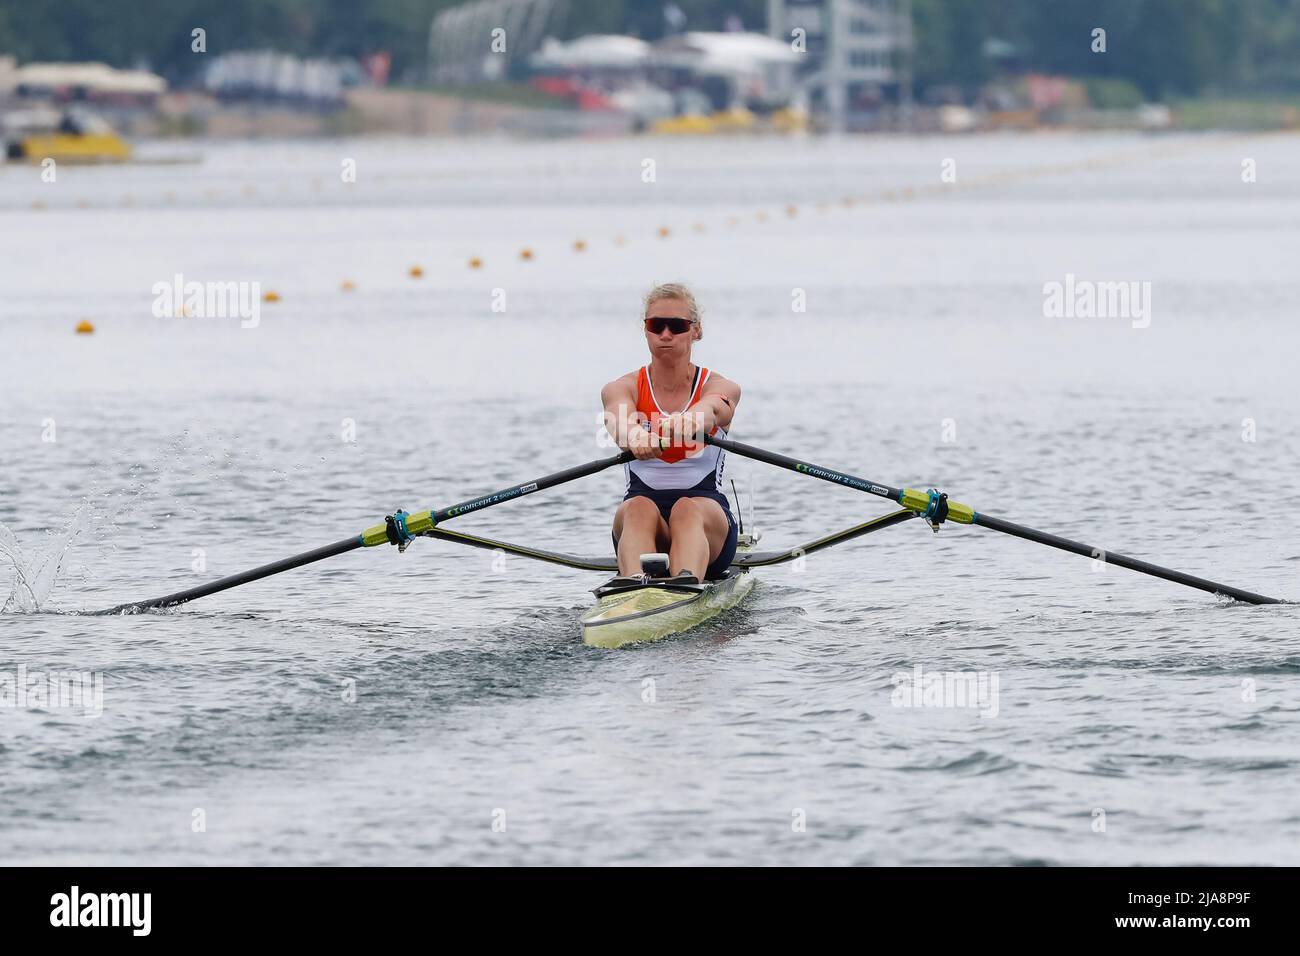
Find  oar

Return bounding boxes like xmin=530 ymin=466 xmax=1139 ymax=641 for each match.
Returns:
xmin=705 ymin=434 xmax=1282 ymax=605
xmin=100 ymin=450 xmax=633 ymax=614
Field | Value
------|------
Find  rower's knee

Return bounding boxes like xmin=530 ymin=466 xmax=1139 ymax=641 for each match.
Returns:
xmin=668 ymin=497 xmax=700 ymax=526
xmin=620 ymin=496 xmax=661 ymax=527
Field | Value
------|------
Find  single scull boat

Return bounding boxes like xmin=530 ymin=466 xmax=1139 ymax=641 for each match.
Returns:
xmin=101 ymin=434 xmax=1284 ymax=644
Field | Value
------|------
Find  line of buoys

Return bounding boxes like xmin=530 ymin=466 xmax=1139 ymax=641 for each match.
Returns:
xmin=40 ymin=132 xmax=1271 ymax=316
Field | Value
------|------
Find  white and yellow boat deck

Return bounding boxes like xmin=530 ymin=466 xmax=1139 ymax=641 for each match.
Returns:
xmin=581 ymin=536 xmax=758 ymax=649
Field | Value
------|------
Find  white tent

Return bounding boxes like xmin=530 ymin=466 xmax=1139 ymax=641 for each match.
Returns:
xmin=14 ymin=62 xmax=166 ymax=95
xmin=655 ymin=32 xmax=801 ymax=76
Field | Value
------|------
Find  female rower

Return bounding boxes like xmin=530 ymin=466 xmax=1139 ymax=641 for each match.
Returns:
xmin=600 ymin=283 xmax=742 ymax=583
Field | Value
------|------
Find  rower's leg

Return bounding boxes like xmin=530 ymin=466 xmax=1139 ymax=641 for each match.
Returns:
xmin=612 ymin=496 xmax=670 ymax=575
xmin=667 ymin=498 xmax=729 ymax=577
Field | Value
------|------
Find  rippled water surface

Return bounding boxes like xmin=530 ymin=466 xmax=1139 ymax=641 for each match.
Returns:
xmin=2 ymin=133 xmax=1298 ymax=864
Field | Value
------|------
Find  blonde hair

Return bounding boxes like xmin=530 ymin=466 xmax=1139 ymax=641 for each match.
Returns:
xmin=643 ymin=282 xmax=702 ymax=339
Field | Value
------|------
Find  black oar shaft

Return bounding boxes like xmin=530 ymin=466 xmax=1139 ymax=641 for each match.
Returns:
xmin=975 ymin=513 xmax=1281 ymax=604
xmin=99 ymin=537 xmax=363 ymax=614
xmin=105 ymin=449 xmax=633 ymax=614
xmin=707 ymin=434 xmax=1282 ymax=606
xmin=433 ymin=451 xmax=632 ymax=523
xmin=706 ymin=434 xmax=901 ymax=502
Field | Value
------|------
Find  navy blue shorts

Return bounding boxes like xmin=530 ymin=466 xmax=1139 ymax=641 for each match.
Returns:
xmin=615 ymin=486 xmax=739 ymax=580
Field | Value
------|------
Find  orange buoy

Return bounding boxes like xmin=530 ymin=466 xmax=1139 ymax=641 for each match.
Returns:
xmin=573 ymin=240 xmax=587 ymax=252
xmin=409 ymin=265 xmax=424 ymax=278
xmin=75 ymin=320 xmax=95 ymax=335
xmin=263 ymin=290 xmax=281 ymax=302
xmin=468 ymin=257 xmax=483 ymax=269
xmin=520 ymin=248 xmax=534 ymax=261
xmin=341 ymin=280 xmax=356 ymax=292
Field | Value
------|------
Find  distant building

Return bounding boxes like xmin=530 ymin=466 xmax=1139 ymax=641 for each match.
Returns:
xmin=767 ymin=0 xmax=913 ymax=130
xmin=429 ymin=0 xmax=567 ymax=86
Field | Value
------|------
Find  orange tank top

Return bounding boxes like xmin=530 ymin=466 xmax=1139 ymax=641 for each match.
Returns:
xmin=635 ymin=364 xmax=716 ymax=463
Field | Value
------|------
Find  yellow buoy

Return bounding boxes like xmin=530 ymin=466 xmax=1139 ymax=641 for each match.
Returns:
xmin=263 ymin=290 xmax=281 ymax=302
xmin=573 ymin=240 xmax=587 ymax=252
xmin=75 ymin=320 xmax=95 ymax=335
xmin=341 ymin=280 xmax=356 ymax=292
xmin=520 ymin=248 xmax=534 ymax=261
xmin=469 ymin=257 xmax=483 ymax=269
xmin=409 ymin=265 xmax=424 ymax=278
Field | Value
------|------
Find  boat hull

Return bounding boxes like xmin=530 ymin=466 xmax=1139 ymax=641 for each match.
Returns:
xmin=581 ymin=569 xmax=754 ymax=649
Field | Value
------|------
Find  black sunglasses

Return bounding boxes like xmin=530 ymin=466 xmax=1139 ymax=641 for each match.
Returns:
xmin=644 ymin=316 xmax=695 ymax=335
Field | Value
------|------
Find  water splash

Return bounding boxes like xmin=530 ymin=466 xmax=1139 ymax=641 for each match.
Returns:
xmin=0 ymin=503 xmax=91 ymax=613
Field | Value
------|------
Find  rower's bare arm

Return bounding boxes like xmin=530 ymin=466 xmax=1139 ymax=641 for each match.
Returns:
xmin=700 ymin=376 xmax=741 ymax=430
xmin=598 ymin=374 xmax=644 ymax=452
